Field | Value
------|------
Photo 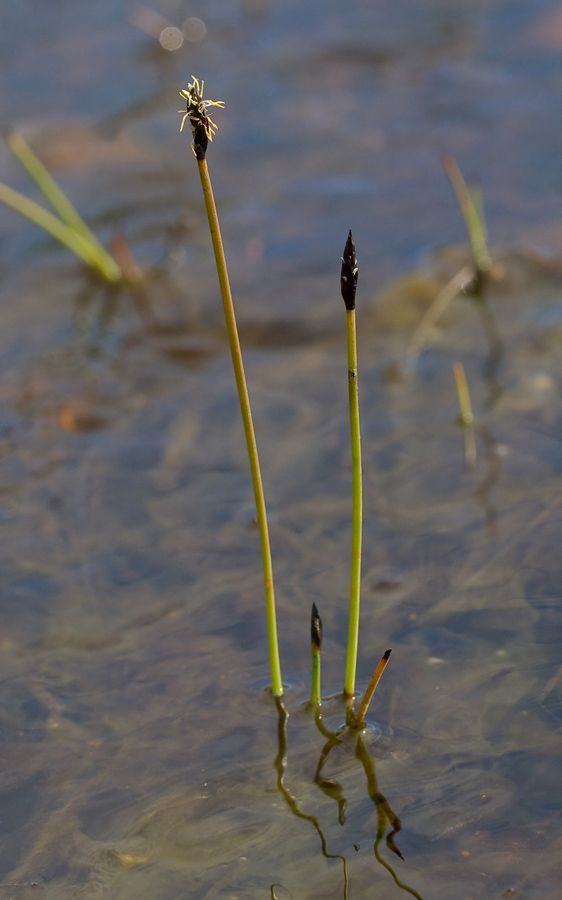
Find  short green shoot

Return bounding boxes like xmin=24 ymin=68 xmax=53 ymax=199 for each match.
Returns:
xmin=352 ymin=649 xmax=392 ymax=729
xmin=179 ymin=77 xmax=283 ymax=697
xmin=340 ymin=231 xmax=362 ymax=698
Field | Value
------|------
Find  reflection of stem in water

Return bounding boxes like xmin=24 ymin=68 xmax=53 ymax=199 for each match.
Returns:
xmin=274 ymin=699 xmax=349 ymax=899
xmin=355 ymin=735 xmax=425 ymax=900
xmin=270 ymin=884 xmax=294 ymax=900
xmin=475 ymin=295 xmax=503 ymax=409
xmin=473 ymin=423 xmax=501 ymax=536
xmin=313 ymin=712 xmax=348 ymax=826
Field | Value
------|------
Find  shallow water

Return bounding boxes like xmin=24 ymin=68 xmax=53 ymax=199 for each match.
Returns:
xmin=1 ymin=2 xmax=562 ymax=899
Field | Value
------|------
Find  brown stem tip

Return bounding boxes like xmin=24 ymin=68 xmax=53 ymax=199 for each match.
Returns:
xmin=311 ymin=602 xmax=323 ymax=650
xmin=340 ymin=230 xmax=358 ymax=311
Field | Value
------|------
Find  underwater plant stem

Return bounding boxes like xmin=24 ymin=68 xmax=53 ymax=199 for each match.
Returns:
xmin=196 ymin=157 xmax=283 ymax=698
xmin=344 ymin=307 xmax=363 ymax=697
xmin=353 ymin=649 xmax=392 ymax=729
xmin=0 ymin=181 xmax=122 ymax=283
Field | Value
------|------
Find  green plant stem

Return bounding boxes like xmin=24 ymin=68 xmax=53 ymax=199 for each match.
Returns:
xmin=196 ymin=156 xmax=283 ymax=697
xmin=0 ymin=181 xmax=121 ymax=283
xmin=344 ymin=308 xmax=362 ymax=698
xmin=311 ymin=645 xmax=321 ymax=706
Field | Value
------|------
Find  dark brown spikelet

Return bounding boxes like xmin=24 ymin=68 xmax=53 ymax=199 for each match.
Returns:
xmin=311 ymin=602 xmax=323 ymax=650
xmin=178 ymin=77 xmax=225 ymax=160
xmin=340 ymin=230 xmax=358 ymax=311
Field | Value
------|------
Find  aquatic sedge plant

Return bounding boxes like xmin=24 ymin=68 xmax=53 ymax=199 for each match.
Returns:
xmin=179 ymin=76 xmax=283 ymax=697
xmin=0 ymin=131 xmax=123 ymax=284
xmin=340 ymin=230 xmax=363 ymax=698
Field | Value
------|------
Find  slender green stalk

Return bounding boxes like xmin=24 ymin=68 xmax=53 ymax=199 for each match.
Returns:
xmin=310 ymin=602 xmax=322 ymax=706
xmin=0 ymin=181 xmax=121 ymax=282
xmin=341 ymin=231 xmax=362 ymax=698
xmin=352 ymin=649 xmax=392 ymax=729
xmin=197 ymin=158 xmax=282 ymax=696
xmin=178 ymin=78 xmax=282 ymax=696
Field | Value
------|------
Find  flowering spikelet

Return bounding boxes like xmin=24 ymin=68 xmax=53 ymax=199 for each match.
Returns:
xmin=178 ymin=76 xmax=225 ymax=159
xmin=340 ymin=230 xmax=358 ymax=311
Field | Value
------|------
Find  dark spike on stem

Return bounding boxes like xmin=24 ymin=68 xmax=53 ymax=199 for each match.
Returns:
xmin=340 ymin=229 xmax=358 ymax=311
xmin=192 ymin=123 xmax=209 ymax=160
xmin=311 ymin=602 xmax=323 ymax=650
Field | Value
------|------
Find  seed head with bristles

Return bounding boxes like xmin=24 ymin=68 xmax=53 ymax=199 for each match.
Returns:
xmin=179 ymin=76 xmax=225 ymax=159
xmin=340 ymin=230 xmax=358 ymax=311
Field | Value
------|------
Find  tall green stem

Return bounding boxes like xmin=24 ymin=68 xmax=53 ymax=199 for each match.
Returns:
xmin=196 ymin=157 xmax=283 ymax=697
xmin=344 ymin=306 xmax=362 ymax=697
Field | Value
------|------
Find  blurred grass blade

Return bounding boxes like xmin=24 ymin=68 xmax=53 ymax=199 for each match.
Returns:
xmin=0 ymin=181 xmax=121 ymax=282
xmin=7 ymin=132 xmax=96 ymax=240
xmin=442 ymin=156 xmax=491 ymax=275
xmin=2 ymin=132 xmax=122 ymax=283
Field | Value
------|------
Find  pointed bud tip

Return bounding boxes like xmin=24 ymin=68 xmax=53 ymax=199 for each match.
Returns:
xmin=311 ymin=602 xmax=323 ymax=649
xmin=340 ymin=230 xmax=358 ymax=311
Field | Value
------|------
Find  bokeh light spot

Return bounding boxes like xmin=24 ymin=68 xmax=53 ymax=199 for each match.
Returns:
xmin=159 ymin=26 xmax=183 ymax=50
xmin=182 ymin=17 xmax=206 ymax=42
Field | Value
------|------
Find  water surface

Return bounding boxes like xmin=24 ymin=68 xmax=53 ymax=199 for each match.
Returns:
xmin=0 ymin=2 xmax=562 ymax=898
